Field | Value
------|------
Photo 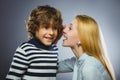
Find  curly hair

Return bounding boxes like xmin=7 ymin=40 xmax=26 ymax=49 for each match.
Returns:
xmin=26 ymin=5 xmax=63 ymax=42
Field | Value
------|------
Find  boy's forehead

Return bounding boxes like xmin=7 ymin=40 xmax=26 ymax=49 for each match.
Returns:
xmin=40 ymin=21 xmax=57 ymax=28
xmin=42 ymin=18 xmax=56 ymax=24
xmin=41 ymin=20 xmax=55 ymax=25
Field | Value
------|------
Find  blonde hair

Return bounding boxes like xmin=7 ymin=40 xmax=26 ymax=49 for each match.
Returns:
xmin=76 ymin=15 xmax=115 ymax=80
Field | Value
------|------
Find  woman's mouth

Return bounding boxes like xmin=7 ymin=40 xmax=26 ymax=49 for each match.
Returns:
xmin=63 ymin=35 xmax=68 ymax=41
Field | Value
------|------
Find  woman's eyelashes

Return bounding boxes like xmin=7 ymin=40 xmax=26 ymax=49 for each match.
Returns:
xmin=69 ymin=23 xmax=72 ymax=30
xmin=68 ymin=27 xmax=71 ymax=30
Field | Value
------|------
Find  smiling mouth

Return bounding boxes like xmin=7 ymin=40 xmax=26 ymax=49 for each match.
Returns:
xmin=45 ymin=36 xmax=54 ymax=41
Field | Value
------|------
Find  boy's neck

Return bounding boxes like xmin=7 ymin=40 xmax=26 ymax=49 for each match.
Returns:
xmin=28 ymin=37 xmax=53 ymax=50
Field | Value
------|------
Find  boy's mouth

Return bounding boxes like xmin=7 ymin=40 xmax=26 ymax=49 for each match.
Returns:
xmin=44 ymin=36 xmax=54 ymax=41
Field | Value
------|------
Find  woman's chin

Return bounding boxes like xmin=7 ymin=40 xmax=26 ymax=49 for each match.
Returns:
xmin=62 ymin=43 xmax=68 ymax=47
xmin=62 ymin=40 xmax=69 ymax=47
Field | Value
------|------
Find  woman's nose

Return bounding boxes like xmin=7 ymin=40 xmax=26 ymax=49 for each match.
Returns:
xmin=63 ymin=25 xmax=66 ymax=29
xmin=63 ymin=25 xmax=67 ymax=33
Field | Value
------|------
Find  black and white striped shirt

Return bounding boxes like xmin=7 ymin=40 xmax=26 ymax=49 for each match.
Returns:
xmin=6 ymin=37 xmax=58 ymax=80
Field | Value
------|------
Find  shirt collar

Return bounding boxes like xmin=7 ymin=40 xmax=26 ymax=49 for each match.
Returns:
xmin=77 ymin=53 xmax=89 ymax=65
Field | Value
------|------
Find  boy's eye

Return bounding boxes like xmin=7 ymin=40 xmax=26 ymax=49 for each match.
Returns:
xmin=53 ymin=26 xmax=57 ymax=30
xmin=41 ymin=24 xmax=49 ymax=29
xmin=44 ymin=26 xmax=49 ymax=29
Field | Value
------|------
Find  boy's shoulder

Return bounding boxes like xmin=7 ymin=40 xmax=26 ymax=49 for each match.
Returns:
xmin=51 ymin=44 xmax=58 ymax=51
xmin=18 ymin=41 xmax=35 ymax=49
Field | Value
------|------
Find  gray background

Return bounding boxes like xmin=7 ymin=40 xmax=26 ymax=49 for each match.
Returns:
xmin=0 ymin=0 xmax=120 ymax=80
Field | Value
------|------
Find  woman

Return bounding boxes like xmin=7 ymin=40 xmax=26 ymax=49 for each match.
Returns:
xmin=58 ymin=15 xmax=115 ymax=80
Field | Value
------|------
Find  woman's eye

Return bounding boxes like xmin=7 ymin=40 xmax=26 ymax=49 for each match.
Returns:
xmin=69 ymin=24 xmax=72 ymax=30
xmin=69 ymin=27 xmax=71 ymax=30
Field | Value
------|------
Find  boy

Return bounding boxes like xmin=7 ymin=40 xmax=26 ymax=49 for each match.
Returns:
xmin=6 ymin=5 xmax=63 ymax=80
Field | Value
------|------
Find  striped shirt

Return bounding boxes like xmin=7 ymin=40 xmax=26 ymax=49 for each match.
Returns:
xmin=6 ymin=37 xmax=58 ymax=80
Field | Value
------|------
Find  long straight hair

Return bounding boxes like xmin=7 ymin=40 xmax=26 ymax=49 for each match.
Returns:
xmin=76 ymin=15 xmax=115 ymax=80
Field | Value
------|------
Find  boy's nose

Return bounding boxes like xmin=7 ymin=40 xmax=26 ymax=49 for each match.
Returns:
xmin=49 ymin=29 xmax=54 ymax=34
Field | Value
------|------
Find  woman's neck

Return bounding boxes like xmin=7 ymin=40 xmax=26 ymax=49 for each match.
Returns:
xmin=71 ymin=45 xmax=84 ymax=59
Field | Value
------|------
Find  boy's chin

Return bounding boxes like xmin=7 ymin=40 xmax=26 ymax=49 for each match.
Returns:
xmin=44 ymin=43 xmax=52 ymax=46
